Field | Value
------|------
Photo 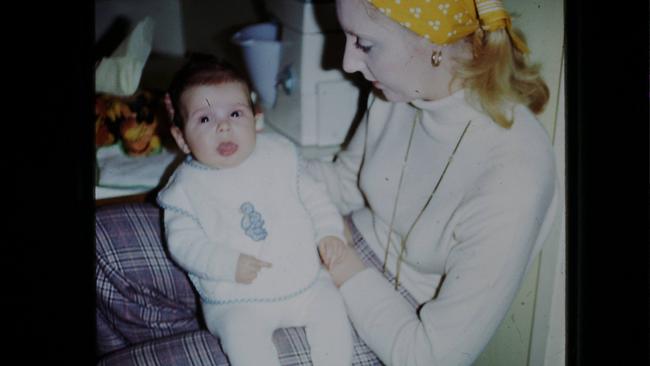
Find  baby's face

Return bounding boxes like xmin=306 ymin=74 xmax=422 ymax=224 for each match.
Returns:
xmin=177 ymin=82 xmax=256 ymax=169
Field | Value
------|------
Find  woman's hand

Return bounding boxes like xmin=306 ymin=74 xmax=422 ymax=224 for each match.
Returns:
xmin=328 ymin=244 xmax=367 ymax=287
xmin=326 ymin=222 xmax=367 ymax=287
xmin=318 ymin=236 xmax=346 ymax=269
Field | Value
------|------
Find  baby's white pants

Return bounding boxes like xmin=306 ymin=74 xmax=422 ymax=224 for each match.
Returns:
xmin=202 ymin=272 xmax=352 ymax=366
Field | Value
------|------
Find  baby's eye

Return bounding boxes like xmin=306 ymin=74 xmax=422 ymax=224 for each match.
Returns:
xmin=199 ymin=116 xmax=210 ymax=124
xmin=230 ymin=110 xmax=241 ymax=118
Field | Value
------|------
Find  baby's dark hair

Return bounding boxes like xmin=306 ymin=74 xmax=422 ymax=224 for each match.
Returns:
xmin=168 ymin=53 xmax=252 ymax=128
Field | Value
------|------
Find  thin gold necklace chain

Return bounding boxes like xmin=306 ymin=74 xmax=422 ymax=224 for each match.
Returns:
xmin=381 ymin=110 xmax=420 ymax=274
xmin=381 ymin=110 xmax=473 ymax=290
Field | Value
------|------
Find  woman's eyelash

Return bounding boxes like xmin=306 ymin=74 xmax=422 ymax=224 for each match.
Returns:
xmin=354 ymin=38 xmax=372 ymax=53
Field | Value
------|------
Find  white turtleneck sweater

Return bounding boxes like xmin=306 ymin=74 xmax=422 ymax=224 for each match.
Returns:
xmin=306 ymin=89 xmax=559 ymax=366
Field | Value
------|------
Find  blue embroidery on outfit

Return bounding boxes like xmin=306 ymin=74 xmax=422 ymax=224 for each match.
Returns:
xmin=240 ymin=202 xmax=267 ymax=241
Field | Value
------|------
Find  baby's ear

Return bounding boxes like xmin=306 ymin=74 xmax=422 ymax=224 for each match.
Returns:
xmin=254 ymin=113 xmax=264 ymax=132
xmin=170 ymin=125 xmax=191 ymax=154
xmin=251 ymin=90 xmax=264 ymax=132
xmin=163 ymin=93 xmax=175 ymax=121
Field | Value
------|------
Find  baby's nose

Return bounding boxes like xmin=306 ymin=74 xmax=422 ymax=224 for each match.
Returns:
xmin=216 ymin=121 xmax=231 ymax=133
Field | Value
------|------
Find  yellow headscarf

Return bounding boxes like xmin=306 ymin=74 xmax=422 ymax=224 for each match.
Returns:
xmin=367 ymin=0 xmax=529 ymax=53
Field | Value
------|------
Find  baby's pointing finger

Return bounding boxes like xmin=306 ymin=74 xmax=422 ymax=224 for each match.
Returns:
xmin=249 ymin=259 xmax=271 ymax=272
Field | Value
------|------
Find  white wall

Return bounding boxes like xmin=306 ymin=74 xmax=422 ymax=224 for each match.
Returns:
xmin=530 ymin=60 xmax=566 ymax=366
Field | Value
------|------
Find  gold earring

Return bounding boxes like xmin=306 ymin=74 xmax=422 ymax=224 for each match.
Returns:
xmin=431 ymin=49 xmax=443 ymax=67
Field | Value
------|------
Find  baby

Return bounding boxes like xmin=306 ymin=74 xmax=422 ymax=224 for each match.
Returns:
xmin=157 ymin=54 xmax=352 ymax=366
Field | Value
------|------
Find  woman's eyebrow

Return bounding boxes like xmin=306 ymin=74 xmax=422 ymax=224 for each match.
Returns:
xmin=342 ymin=27 xmax=360 ymax=37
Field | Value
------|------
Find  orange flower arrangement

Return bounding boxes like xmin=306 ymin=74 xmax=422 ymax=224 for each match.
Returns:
xmin=95 ymin=90 xmax=164 ymax=157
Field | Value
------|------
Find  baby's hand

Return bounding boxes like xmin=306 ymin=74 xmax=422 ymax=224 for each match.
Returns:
xmin=318 ymin=236 xmax=346 ymax=270
xmin=235 ymin=254 xmax=272 ymax=284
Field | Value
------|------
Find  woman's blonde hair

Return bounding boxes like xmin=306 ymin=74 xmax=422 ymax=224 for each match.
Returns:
xmin=359 ymin=0 xmax=548 ymax=128
xmin=455 ymin=27 xmax=549 ymax=128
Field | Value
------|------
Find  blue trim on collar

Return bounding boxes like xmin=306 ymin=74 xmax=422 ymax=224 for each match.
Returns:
xmin=183 ymin=155 xmax=221 ymax=171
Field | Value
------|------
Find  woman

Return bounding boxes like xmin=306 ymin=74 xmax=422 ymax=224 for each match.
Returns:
xmin=95 ymin=0 xmax=558 ymax=365
xmin=306 ymin=0 xmax=558 ymax=365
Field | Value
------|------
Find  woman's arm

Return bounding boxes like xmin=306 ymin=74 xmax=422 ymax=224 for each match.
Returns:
xmin=334 ymin=153 xmax=558 ymax=365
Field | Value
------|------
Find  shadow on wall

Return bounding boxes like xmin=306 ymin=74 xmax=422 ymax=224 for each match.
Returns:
xmin=181 ymin=0 xmax=271 ymax=66
xmin=309 ymin=1 xmax=372 ymax=150
xmin=94 ymin=16 xmax=131 ymax=64
xmin=95 ymin=0 xmax=186 ymax=57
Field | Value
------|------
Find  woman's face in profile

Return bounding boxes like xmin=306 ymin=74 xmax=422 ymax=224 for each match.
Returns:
xmin=335 ymin=0 xmax=457 ymax=102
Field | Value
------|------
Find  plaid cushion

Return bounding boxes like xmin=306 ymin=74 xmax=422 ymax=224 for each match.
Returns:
xmin=96 ymin=203 xmax=202 ymax=355
xmin=96 ymin=203 xmax=415 ymax=365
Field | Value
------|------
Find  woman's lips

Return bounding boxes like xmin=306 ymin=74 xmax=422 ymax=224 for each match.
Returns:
xmin=217 ymin=142 xmax=238 ymax=157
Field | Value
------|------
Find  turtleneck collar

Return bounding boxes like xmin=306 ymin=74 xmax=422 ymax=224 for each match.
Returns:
xmin=409 ymin=89 xmax=484 ymax=143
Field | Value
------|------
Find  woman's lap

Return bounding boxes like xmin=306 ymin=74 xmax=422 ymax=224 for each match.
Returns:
xmin=95 ymin=203 xmax=410 ymax=365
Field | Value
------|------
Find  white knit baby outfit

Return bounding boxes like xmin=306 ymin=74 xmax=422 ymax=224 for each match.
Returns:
xmin=158 ymin=133 xmax=352 ymax=366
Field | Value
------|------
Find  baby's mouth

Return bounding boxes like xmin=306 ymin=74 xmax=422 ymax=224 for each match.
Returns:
xmin=217 ymin=142 xmax=238 ymax=157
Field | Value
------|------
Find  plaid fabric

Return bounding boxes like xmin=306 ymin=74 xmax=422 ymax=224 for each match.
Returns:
xmin=96 ymin=203 xmax=416 ymax=365
xmin=96 ymin=203 xmax=202 ymax=355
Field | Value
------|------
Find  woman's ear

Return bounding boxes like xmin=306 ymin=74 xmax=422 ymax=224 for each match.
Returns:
xmin=170 ymin=125 xmax=191 ymax=154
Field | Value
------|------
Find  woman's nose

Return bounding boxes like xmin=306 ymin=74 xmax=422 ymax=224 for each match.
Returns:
xmin=342 ymin=41 xmax=363 ymax=75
